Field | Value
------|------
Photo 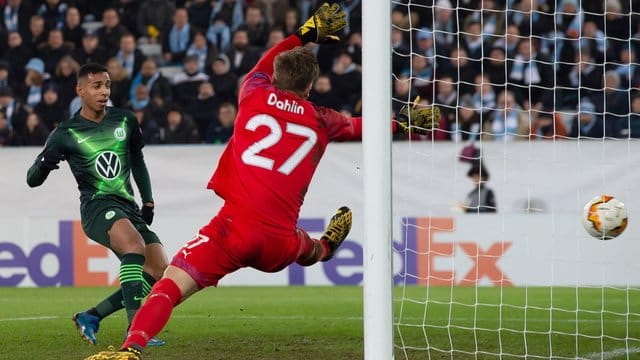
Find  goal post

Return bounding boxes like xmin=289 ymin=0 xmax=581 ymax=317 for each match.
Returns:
xmin=362 ymin=1 xmax=394 ymax=360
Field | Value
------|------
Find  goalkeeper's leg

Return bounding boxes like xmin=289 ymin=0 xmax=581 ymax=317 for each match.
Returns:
xmin=121 ymin=217 xmax=233 ymax=353
xmin=296 ymin=206 xmax=352 ymax=265
xmin=295 ymin=228 xmax=329 ymax=266
xmin=122 ymin=266 xmax=198 ymax=352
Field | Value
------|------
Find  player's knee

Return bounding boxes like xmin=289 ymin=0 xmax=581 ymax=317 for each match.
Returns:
xmin=111 ymin=236 xmax=145 ymax=256
xmin=151 ymin=278 xmax=183 ymax=306
xmin=144 ymin=245 xmax=169 ymax=279
xmin=109 ymin=220 xmax=146 ymax=255
xmin=144 ymin=263 xmax=168 ymax=280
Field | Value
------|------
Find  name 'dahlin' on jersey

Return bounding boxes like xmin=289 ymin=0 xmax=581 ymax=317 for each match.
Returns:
xmin=267 ymin=93 xmax=304 ymax=115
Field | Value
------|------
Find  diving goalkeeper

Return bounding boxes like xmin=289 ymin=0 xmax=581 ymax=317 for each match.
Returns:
xmin=86 ymin=3 xmax=439 ymax=359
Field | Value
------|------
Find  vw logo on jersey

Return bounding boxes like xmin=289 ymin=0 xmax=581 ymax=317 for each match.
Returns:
xmin=95 ymin=151 xmax=121 ymax=180
xmin=114 ymin=127 xmax=126 ymax=141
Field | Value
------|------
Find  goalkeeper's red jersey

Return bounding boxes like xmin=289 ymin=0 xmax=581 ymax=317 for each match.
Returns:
xmin=207 ymin=35 xmax=363 ymax=230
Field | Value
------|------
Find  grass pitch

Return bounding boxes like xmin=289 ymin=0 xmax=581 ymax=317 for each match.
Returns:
xmin=0 ymin=286 xmax=638 ymax=359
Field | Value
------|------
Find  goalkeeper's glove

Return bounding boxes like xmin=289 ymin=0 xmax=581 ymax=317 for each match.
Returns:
xmin=140 ymin=203 xmax=154 ymax=225
xmin=395 ymin=98 xmax=441 ymax=135
xmin=295 ymin=2 xmax=347 ymax=44
xmin=39 ymin=149 xmax=65 ymax=171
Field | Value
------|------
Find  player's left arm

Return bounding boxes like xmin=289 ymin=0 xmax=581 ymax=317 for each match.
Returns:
xmin=128 ymin=113 xmax=155 ymax=223
xmin=316 ymin=98 xmax=441 ymax=141
xmin=131 ymin=148 xmax=155 ymax=225
xmin=130 ymin=149 xmax=153 ymax=204
xmin=315 ymin=105 xmax=363 ymax=141
xmin=394 ymin=98 xmax=441 ymax=135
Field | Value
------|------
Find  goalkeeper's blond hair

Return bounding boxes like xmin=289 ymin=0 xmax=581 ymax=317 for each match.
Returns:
xmin=273 ymin=46 xmax=319 ymax=98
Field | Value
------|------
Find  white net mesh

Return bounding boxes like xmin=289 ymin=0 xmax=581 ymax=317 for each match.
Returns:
xmin=390 ymin=0 xmax=640 ymax=358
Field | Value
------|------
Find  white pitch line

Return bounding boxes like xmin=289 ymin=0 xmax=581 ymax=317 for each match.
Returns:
xmin=584 ymin=347 xmax=640 ymax=360
xmin=0 ymin=314 xmax=365 ymax=322
xmin=2 ymin=314 xmax=640 ymax=324
xmin=0 ymin=316 xmax=59 ymax=322
xmin=2 ymin=315 xmax=640 ymax=359
xmin=169 ymin=314 xmax=365 ymax=321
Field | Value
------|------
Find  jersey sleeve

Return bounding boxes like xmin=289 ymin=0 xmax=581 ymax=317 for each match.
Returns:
xmin=130 ymin=153 xmax=154 ymax=204
xmin=238 ymin=35 xmax=303 ymax=102
xmin=127 ymin=110 xmax=145 ymax=151
xmin=126 ymin=110 xmax=153 ymax=203
xmin=26 ymin=127 xmax=66 ymax=187
xmin=314 ymin=105 xmax=363 ymax=141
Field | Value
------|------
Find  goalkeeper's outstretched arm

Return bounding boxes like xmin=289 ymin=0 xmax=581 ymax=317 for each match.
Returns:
xmin=242 ymin=35 xmax=303 ymax=88
xmin=394 ymin=97 xmax=441 ymax=135
xmin=314 ymin=99 xmax=441 ymax=142
xmin=239 ymin=2 xmax=347 ymax=100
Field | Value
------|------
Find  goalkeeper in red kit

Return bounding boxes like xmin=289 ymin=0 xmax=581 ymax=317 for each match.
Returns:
xmin=86 ymin=3 xmax=439 ymax=359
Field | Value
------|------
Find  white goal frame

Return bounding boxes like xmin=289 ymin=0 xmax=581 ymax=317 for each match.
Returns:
xmin=362 ymin=1 xmax=394 ymax=359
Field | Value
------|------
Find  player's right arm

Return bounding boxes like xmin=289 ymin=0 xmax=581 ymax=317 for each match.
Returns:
xmin=244 ymin=34 xmax=301 ymax=84
xmin=238 ymin=35 xmax=304 ymax=102
xmin=26 ymin=128 xmax=66 ymax=187
xmin=239 ymin=3 xmax=346 ymax=101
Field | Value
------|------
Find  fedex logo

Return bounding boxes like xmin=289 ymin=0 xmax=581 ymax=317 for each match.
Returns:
xmin=0 ymin=217 xmax=512 ymax=287
xmin=0 ymin=221 xmax=111 ymax=287
xmin=289 ymin=217 xmax=512 ymax=286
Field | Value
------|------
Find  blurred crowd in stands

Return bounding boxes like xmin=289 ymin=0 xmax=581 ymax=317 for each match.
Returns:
xmin=394 ymin=0 xmax=640 ymax=140
xmin=0 ymin=0 xmax=638 ymax=147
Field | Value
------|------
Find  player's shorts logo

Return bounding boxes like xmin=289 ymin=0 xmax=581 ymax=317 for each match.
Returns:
xmin=114 ymin=127 xmax=126 ymax=141
xmin=95 ymin=151 xmax=121 ymax=180
xmin=105 ymin=210 xmax=116 ymax=220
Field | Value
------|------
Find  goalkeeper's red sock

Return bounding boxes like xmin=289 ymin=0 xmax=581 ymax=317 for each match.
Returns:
xmin=122 ymin=278 xmax=182 ymax=350
xmin=295 ymin=229 xmax=330 ymax=266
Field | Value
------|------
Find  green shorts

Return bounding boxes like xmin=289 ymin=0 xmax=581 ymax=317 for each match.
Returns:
xmin=81 ymin=197 xmax=161 ymax=252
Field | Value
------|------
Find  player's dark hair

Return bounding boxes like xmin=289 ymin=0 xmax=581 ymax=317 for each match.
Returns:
xmin=77 ymin=63 xmax=108 ymax=81
xmin=273 ymin=46 xmax=319 ymax=95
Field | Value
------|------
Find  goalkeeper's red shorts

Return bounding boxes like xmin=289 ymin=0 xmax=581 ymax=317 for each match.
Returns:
xmin=170 ymin=205 xmax=309 ymax=288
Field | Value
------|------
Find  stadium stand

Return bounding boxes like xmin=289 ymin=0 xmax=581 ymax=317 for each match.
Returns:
xmin=0 ymin=0 xmax=636 ymax=146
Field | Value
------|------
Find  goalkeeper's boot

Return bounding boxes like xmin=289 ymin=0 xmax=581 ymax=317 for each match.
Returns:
xmin=321 ymin=206 xmax=352 ymax=262
xmin=84 ymin=346 xmax=141 ymax=360
xmin=73 ymin=312 xmax=100 ymax=345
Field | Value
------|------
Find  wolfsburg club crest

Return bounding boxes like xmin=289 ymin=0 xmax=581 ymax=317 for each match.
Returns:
xmin=114 ymin=127 xmax=126 ymax=141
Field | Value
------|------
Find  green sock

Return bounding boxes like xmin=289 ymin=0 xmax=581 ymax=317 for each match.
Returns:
xmin=141 ymin=271 xmax=156 ymax=297
xmin=91 ymin=288 xmax=124 ymax=320
xmin=89 ymin=272 xmax=157 ymax=319
xmin=119 ymin=253 xmax=145 ymax=323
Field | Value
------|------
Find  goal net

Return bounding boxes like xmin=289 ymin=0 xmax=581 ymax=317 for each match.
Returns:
xmin=388 ymin=0 xmax=640 ymax=359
